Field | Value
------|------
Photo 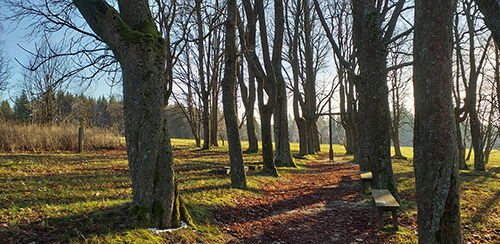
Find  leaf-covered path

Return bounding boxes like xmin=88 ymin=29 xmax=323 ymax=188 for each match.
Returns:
xmin=215 ymin=158 xmax=389 ymax=243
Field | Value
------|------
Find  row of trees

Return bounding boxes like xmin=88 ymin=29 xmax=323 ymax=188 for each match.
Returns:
xmin=1 ymin=0 xmax=500 ymax=241
xmin=0 ymin=92 xmax=124 ymax=130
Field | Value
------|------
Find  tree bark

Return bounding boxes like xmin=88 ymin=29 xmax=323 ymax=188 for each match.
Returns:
xmin=290 ymin=0 xmax=308 ymax=157
xmin=352 ymin=0 xmax=398 ymax=198
xmin=303 ymin=0 xmax=319 ymax=155
xmin=244 ymin=73 xmax=259 ymax=153
xmin=222 ymin=0 xmax=246 ymax=189
xmin=197 ymin=0 xmax=210 ymax=150
xmin=274 ymin=78 xmax=295 ymax=167
xmin=456 ymin=120 xmax=469 ymax=170
xmin=273 ymin=0 xmax=295 ymax=168
xmin=73 ymin=0 xmax=193 ymax=229
xmin=414 ymin=0 xmax=461 ymax=242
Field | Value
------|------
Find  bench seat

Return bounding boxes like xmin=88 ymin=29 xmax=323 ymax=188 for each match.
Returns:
xmin=371 ymin=189 xmax=400 ymax=230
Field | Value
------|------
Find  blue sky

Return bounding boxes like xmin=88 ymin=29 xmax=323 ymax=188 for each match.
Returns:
xmin=1 ymin=19 xmax=114 ymax=100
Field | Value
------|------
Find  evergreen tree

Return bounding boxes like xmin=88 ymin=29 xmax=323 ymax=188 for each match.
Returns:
xmin=0 ymin=100 xmax=13 ymax=121
xmin=13 ymin=91 xmax=31 ymax=123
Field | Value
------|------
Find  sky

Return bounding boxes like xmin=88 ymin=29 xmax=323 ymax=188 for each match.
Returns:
xmin=0 ymin=19 xmax=114 ymax=101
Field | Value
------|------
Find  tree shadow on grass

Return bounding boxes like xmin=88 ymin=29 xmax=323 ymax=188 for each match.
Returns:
xmin=0 ymin=203 xmax=138 ymax=244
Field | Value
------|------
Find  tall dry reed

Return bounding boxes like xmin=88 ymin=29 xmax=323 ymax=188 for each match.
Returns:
xmin=0 ymin=123 xmax=124 ymax=152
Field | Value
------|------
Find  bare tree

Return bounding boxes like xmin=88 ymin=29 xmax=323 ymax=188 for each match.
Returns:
xmin=222 ymin=0 xmax=246 ymax=189
xmin=22 ymin=37 xmax=73 ymax=125
xmin=285 ymin=0 xmax=330 ymax=158
xmin=238 ymin=54 xmax=259 ymax=153
xmin=0 ymin=46 xmax=9 ymax=92
xmin=388 ymin=35 xmax=412 ymax=159
xmin=172 ymin=44 xmax=202 ymax=147
xmin=239 ymin=0 xmax=283 ymax=175
xmin=454 ymin=0 xmax=490 ymax=171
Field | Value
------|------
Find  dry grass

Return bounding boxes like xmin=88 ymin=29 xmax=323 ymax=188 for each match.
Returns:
xmin=0 ymin=123 xmax=124 ymax=152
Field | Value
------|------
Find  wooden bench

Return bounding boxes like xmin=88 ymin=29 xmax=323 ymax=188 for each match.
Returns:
xmin=371 ymin=189 xmax=400 ymax=230
xmin=211 ymin=166 xmax=249 ymax=175
xmin=359 ymin=171 xmax=373 ymax=193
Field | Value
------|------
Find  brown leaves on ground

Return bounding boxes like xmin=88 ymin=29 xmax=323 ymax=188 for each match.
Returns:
xmin=215 ymin=159 xmax=391 ymax=243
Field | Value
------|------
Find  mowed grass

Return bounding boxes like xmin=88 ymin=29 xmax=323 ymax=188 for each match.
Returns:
xmin=0 ymin=139 xmax=315 ymax=243
xmin=1 ymin=139 xmax=499 ymax=243
xmin=387 ymin=147 xmax=500 ymax=243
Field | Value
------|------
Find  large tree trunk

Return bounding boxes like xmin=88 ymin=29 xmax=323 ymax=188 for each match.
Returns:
xmin=497 ymin=44 xmax=500 ymax=115
xmin=304 ymin=0 xmax=318 ymax=155
xmin=290 ymin=0 xmax=308 ymax=157
xmin=414 ymin=0 xmax=461 ymax=242
xmin=475 ymin=0 xmax=500 ymax=47
xmin=73 ymin=0 xmax=193 ymax=229
xmin=223 ymin=0 xmax=246 ymax=189
xmin=352 ymin=0 xmax=398 ymax=198
xmin=272 ymin=0 xmax=294 ymax=164
xmin=274 ymin=59 xmax=295 ymax=167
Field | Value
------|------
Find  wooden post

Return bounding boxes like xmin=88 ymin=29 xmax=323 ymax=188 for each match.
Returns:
xmin=329 ymin=99 xmax=334 ymax=161
xmin=78 ymin=126 xmax=84 ymax=153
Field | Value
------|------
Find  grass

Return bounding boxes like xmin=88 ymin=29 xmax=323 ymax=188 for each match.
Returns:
xmin=1 ymin=139 xmax=499 ymax=243
xmin=383 ymin=147 xmax=500 ymax=243
xmin=0 ymin=139 xmax=312 ymax=243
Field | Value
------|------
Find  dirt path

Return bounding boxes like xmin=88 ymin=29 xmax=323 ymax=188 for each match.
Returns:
xmin=215 ymin=158 xmax=389 ymax=243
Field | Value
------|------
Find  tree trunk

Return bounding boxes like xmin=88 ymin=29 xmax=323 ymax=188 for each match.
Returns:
xmin=312 ymin=121 xmax=320 ymax=152
xmin=352 ymin=0 xmax=398 ymax=198
xmin=414 ymin=0 xmax=461 ymax=242
xmin=290 ymin=0 xmax=308 ymax=157
xmin=222 ymin=0 xmax=246 ymax=189
xmin=304 ymin=0 xmax=318 ymax=156
xmin=470 ymin=109 xmax=485 ymax=171
xmin=240 ymin=0 xmax=279 ymax=176
xmin=198 ymin=0 xmax=210 ymax=150
xmin=296 ymin=118 xmax=308 ymax=157
xmin=210 ymin=85 xmax=219 ymax=147
xmin=497 ymin=44 xmax=500 ymax=115
xmin=391 ymin=132 xmax=404 ymax=158
xmin=239 ymin=18 xmax=258 ymax=154
xmin=244 ymin=72 xmax=259 ymax=153
xmin=340 ymin=76 xmax=358 ymax=155
xmin=274 ymin=62 xmax=295 ymax=167
xmin=73 ymin=0 xmax=194 ymax=229
xmin=261 ymin=109 xmax=278 ymax=175
xmin=456 ymin=120 xmax=469 ymax=170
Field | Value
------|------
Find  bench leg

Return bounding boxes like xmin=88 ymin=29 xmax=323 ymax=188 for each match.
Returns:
xmin=377 ymin=209 xmax=384 ymax=230
xmin=392 ymin=209 xmax=398 ymax=230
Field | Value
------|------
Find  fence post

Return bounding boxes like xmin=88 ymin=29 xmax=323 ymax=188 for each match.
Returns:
xmin=78 ymin=126 xmax=84 ymax=153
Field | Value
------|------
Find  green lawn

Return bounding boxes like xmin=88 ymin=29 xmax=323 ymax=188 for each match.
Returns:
xmin=1 ymin=139 xmax=499 ymax=243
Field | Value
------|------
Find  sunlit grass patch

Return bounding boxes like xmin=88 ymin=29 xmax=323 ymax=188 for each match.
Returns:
xmin=0 ymin=139 xmax=313 ymax=243
xmin=389 ymin=146 xmax=500 ymax=243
